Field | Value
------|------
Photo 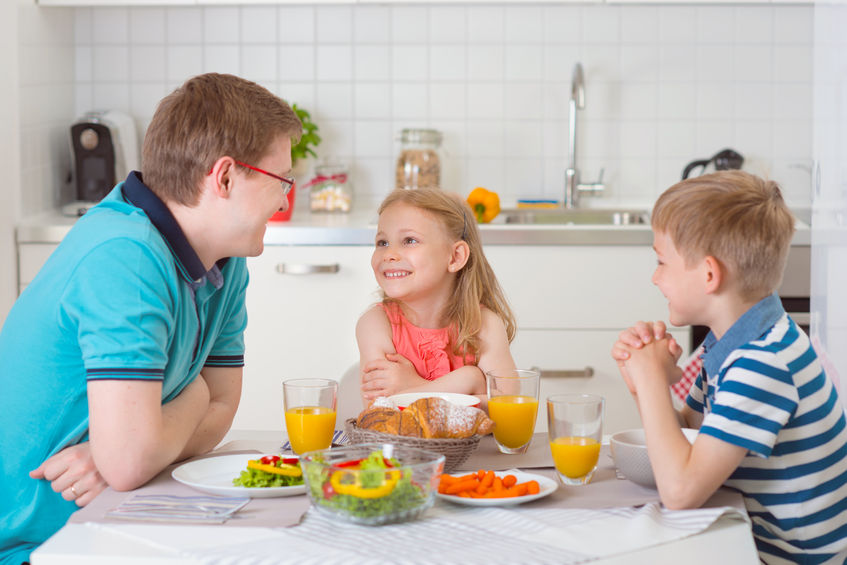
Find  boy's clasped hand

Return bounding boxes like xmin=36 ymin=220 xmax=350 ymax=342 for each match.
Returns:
xmin=612 ymin=320 xmax=683 ymax=395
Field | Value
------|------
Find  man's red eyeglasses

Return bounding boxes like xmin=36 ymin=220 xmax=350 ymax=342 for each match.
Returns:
xmin=234 ymin=160 xmax=295 ymax=196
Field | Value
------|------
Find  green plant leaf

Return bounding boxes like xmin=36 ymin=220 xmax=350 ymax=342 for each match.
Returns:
xmin=288 ymin=102 xmax=321 ymax=165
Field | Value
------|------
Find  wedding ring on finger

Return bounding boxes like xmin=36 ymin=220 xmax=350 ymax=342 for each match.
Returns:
xmin=70 ymin=485 xmax=78 ymax=498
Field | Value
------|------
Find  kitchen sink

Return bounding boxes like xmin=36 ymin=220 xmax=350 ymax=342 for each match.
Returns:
xmin=494 ymin=208 xmax=651 ymax=226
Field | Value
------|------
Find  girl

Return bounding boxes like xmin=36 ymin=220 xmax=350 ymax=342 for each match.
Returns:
xmin=356 ymin=188 xmax=517 ymax=403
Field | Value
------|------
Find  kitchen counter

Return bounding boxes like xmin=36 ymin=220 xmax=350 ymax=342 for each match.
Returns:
xmin=16 ymin=202 xmax=812 ymax=247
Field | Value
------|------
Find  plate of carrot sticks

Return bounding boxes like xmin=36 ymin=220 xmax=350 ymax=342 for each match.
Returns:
xmin=436 ymin=469 xmax=557 ymax=506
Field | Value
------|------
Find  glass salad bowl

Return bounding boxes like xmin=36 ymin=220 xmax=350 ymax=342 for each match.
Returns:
xmin=300 ymin=443 xmax=445 ymax=525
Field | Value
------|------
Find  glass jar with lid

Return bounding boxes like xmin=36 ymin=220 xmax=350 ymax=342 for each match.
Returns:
xmin=395 ymin=128 xmax=443 ymax=190
xmin=308 ymin=161 xmax=352 ymax=213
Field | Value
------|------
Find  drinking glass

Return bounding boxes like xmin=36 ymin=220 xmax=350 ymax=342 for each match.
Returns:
xmin=485 ymin=369 xmax=540 ymax=454
xmin=547 ymin=394 xmax=604 ymax=485
xmin=283 ymin=378 xmax=338 ymax=454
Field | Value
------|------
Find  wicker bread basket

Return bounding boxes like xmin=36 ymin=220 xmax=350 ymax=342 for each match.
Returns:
xmin=344 ymin=418 xmax=481 ymax=473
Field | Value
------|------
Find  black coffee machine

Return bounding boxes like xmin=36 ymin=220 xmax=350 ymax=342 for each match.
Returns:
xmin=681 ymin=148 xmax=744 ymax=180
xmin=69 ymin=110 xmax=139 ymax=210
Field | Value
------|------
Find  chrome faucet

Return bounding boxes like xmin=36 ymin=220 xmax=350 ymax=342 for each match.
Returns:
xmin=564 ymin=63 xmax=604 ymax=208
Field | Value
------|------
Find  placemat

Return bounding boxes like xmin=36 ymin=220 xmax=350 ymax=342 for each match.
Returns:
xmin=69 ymin=450 xmax=310 ymax=528
xmin=458 ymin=433 xmax=554 ymax=470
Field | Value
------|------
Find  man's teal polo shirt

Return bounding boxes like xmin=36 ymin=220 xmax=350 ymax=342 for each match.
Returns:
xmin=0 ymin=172 xmax=248 ymax=565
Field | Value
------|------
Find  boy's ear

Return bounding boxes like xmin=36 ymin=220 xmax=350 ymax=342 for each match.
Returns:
xmin=448 ymin=240 xmax=470 ymax=273
xmin=703 ymin=255 xmax=724 ymax=294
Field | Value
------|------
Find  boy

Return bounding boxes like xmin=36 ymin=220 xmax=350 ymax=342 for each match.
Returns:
xmin=612 ymin=171 xmax=847 ymax=564
xmin=0 ymin=73 xmax=301 ymax=564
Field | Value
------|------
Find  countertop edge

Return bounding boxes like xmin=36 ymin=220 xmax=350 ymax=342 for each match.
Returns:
xmin=16 ymin=210 xmax=811 ymax=247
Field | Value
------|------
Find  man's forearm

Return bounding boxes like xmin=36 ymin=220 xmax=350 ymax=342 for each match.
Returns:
xmin=177 ymin=396 xmax=239 ymax=460
xmin=177 ymin=367 xmax=243 ymax=460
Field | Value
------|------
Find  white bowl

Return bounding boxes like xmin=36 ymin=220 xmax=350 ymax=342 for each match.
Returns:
xmin=387 ymin=392 xmax=480 ymax=410
xmin=609 ymin=428 xmax=698 ymax=489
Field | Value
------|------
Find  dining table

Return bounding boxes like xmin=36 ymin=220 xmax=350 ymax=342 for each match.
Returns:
xmin=31 ymin=429 xmax=760 ymax=565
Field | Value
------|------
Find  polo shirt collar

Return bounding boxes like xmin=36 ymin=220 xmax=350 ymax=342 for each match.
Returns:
xmin=121 ymin=171 xmax=221 ymax=287
xmin=701 ymin=293 xmax=784 ymax=376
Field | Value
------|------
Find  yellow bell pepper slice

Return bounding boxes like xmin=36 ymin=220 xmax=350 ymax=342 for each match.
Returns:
xmin=247 ymin=460 xmax=302 ymax=477
xmin=330 ymin=469 xmax=402 ymax=499
xmin=467 ymin=187 xmax=501 ymax=223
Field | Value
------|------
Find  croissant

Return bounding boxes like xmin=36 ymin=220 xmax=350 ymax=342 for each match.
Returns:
xmin=404 ymin=397 xmax=494 ymax=439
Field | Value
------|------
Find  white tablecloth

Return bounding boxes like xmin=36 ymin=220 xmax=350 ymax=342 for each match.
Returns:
xmin=74 ymin=501 xmax=749 ymax=565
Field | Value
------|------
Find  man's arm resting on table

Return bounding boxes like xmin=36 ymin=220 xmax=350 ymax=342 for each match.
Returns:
xmin=87 ymin=376 xmax=211 ymax=491
xmin=177 ymin=366 xmax=242 ymax=460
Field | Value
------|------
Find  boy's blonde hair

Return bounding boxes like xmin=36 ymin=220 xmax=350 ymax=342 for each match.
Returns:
xmin=652 ymin=170 xmax=795 ymax=301
xmin=142 ymin=73 xmax=302 ymax=206
xmin=377 ymin=188 xmax=516 ymax=362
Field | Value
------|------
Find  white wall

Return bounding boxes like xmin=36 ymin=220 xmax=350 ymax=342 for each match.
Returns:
xmin=0 ymin=0 xmax=22 ymax=323
xmin=811 ymin=0 xmax=847 ymax=401
xmin=71 ymin=3 xmax=814 ymax=209
xmin=0 ymin=2 xmax=75 ymax=323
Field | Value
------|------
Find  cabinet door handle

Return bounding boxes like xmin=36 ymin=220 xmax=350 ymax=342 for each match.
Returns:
xmin=532 ymin=366 xmax=594 ymax=379
xmin=276 ymin=263 xmax=340 ymax=275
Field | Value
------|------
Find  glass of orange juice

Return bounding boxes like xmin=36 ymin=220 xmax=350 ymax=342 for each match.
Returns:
xmin=283 ymin=378 xmax=338 ymax=454
xmin=485 ymin=369 xmax=540 ymax=454
xmin=547 ymin=394 xmax=604 ymax=485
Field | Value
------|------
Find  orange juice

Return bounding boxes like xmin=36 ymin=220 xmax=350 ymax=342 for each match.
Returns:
xmin=488 ymin=395 xmax=538 ymax=448
xmin=285 ymin=406 xmax=336 ymax=454
xmin=549 ymin=436 xmax=601 ymax=479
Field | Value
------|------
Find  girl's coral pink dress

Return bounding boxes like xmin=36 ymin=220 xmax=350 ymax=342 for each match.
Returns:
xmin=381 ymin=302 xmax=468 ymax=380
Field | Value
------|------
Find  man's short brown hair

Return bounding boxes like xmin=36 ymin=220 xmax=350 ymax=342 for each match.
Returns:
xmin=652 ymin=170 xmax=796 ymax=301
xmin=141 ymin=73 xmax=301 ymax=205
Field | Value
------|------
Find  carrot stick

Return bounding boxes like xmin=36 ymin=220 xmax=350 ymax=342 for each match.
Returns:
xmin=475 ymin=470 xmax=495 ymax=494
xmin=526 ymin=480 xmax=540 ymax=495
xmin=502 ymin=474 xmax=517 ymax=488
xmin=445 ymin=479 xmax=479 ymax=495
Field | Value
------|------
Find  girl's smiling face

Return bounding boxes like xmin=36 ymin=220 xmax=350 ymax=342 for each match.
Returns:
xmin=371 ymin=202 xmax=459 ymax=305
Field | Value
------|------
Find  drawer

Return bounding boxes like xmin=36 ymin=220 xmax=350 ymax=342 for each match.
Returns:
xmin=511 ymin=328 xmax=690 ymax=435
xmin=486 ymin=246 xmax=669 ymax=329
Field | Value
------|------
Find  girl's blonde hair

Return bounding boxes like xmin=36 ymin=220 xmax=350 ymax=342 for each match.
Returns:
xmin=377 ymin=188 xmax=516 ymax=362
xmin=652 ymin=170 xmax=795 ymax=301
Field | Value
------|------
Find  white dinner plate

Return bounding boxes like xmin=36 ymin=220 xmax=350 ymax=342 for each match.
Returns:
xmin=436 ymin=470 xmax=557 ymax=507
xmin=172 ymin=454 xmax=306 ymax=498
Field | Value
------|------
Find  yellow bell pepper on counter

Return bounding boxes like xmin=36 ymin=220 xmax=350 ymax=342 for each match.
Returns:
xmin=467 ymin=187 xmax=500 ymax=223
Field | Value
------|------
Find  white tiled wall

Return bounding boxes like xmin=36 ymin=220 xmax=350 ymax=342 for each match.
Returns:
xmin=72 ymin=3 xmax=813 ymax=209
xmin=19 ymin=5 xmax=75 ymax=216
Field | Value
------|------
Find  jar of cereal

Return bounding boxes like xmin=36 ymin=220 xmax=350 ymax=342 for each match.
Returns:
xmin=307 ymin=161 xmax=352 ymax=213
xmin=395 ymin=128 xmax=443 ymax=190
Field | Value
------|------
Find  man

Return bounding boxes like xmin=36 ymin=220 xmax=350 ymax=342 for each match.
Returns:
xmin=0 ymin=73 xmax=301 ymax=564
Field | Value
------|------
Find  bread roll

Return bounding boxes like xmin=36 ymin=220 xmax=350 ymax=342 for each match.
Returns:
xmin=356 ymin=397 xmax=493 ymax=439
xmin=357 ymin=407 xmax=400 ymax=435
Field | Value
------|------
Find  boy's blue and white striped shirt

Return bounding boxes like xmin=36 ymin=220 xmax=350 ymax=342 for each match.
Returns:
xmin=687 ymin=294 xmax=847 ymax=564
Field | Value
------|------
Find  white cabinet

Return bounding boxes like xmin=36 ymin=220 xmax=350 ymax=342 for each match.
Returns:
xmin=232 ymin=245 xmax=377 ymax=431
xmin=233 ymin=243 xmax=689 ymax=434
xmin=486 ymin=245 xmax=690 ymax=434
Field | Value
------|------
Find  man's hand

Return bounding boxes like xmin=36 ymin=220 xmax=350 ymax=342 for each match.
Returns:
xmin=361 ymin=353 xmax=425 ymax=400
xmin=29 ymin=442 xmax=108 ymax=507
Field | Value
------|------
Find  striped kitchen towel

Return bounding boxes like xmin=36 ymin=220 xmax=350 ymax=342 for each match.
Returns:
xmin=281 ymin=429 xmax=348 ymax=452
